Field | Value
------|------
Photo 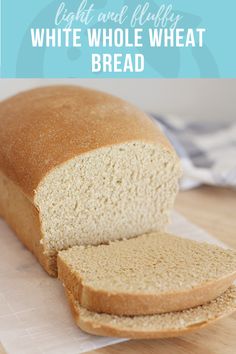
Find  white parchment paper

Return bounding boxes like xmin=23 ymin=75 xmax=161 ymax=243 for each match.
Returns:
xmin=0 ymin=211 xmax=227 ymax=354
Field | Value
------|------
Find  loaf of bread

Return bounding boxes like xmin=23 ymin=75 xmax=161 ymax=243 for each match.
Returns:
xmin=0 ymin=86 xmax=181 ymax=275
xmin=66 ymin=286 xmax=236 ymax=339
xmin=58 ymin=232 xmax=236 ymax=316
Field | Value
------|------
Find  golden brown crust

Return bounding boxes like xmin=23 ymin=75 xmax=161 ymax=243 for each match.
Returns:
xmin=0 ymin=171 xmax=57 ymax=276
xmin=66 ymin=289 xmax=236 ymax=339
xmin=0 ymin=85 xmax=174 ymax=199
xmin=58 ymin=253 xmax=236 ymax=316
xmin=0 ymin=85 xmax=176 ymax=276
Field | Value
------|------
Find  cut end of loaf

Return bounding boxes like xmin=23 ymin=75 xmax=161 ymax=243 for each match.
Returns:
xmin=35 ymin=142 xmax=180 ymax=255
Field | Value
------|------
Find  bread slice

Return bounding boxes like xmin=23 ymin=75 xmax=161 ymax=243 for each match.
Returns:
xmin=0 ymin=86 xmax=181 ymax=276
xmin=58 ymin=232 xmax=236 ymax=316
xmin=66 ymin=286 xmax=236 ymax=339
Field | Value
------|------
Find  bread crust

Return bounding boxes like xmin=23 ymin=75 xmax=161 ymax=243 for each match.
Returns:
xmin=0 ymin=85 xmax=177 ymax=276
xmin=58 ymin=253 xmax=236 ymax=316
xmin=0 ymin=85 xmax=175 ymax=200
xmin=0 ymin=171 xmax=57 ymax=276
xmin=66 ymin=288 xmax=236 ymax=339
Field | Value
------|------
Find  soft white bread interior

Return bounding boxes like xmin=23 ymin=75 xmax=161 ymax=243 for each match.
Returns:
xmin=58 ymin=232 xmax=236 ymax=316
xmin=0 ymin=86 xmax=181 ymax=275
xmin=66 ymin=286 xmax=236 ymax=339
xmin=35 ymin=143 xmax=180 ymax=254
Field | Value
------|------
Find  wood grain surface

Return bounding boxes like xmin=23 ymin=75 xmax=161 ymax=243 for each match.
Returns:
xmin=87 ymin=186 xmax=236 ymax=354
xmin=0 ymin=344 xmax=7 ymax=354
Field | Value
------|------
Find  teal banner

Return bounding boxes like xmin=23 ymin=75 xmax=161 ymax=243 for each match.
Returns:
xmin=1 ymin=0 xmax=236 ymax=78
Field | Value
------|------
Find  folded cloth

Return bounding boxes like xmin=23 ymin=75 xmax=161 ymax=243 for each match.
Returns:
xmin=152 ymin=115 xmax=236 ymax=190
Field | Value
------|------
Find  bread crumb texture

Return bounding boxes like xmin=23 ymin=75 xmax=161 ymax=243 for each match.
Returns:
xmin=59 ymin=232 xmax=236 ymax=294
xmin=35 ymin=142 xmax=180 ymax=254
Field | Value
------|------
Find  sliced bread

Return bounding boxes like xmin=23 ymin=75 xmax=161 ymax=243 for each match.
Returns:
xmin=58 ymin=232 xmax=236 ymax=316
xmin=66 ymin=286 xmax=236 ymax=339
xmin=0 ymin=86 xmax=181 ymax=276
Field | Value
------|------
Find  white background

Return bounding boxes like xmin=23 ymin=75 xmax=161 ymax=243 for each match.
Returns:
xmin=0 ymin=79 xmax=235 ymax=122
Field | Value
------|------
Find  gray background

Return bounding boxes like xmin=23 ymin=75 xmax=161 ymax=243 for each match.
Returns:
xmin=0 ymin=79 xmax=235 ymax=122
